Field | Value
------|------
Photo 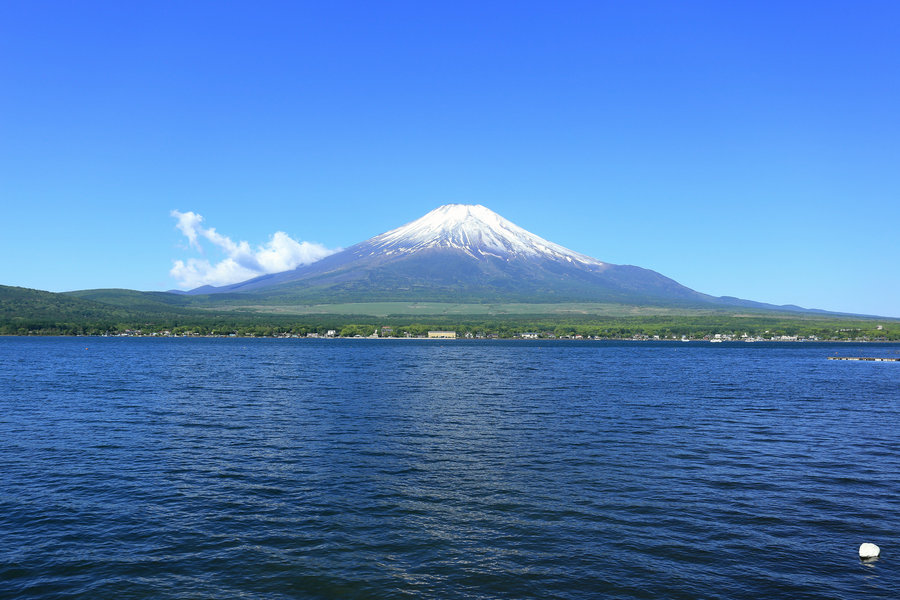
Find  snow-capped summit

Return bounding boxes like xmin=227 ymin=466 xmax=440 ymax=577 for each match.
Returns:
xmin=368 ymin=204 xmax=604 ymax=266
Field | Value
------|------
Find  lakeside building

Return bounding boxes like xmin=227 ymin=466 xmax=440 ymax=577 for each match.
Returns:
xmin=428 ymin=330 xmax=457 ymax=339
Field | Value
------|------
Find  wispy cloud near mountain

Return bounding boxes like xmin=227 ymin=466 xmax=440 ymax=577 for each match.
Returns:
xmin=169 ymin=210 xmax=337 ymax=289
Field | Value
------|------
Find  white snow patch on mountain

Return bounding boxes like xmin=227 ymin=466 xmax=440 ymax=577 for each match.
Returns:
xmin=369 ymin=204 xmax=604 ymax=265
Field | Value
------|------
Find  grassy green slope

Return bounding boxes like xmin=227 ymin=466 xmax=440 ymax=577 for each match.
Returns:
xmin=65 ymin=288 xmax=200 ymax=313
xmin=215 ymin=301 xmax=787 ymax=318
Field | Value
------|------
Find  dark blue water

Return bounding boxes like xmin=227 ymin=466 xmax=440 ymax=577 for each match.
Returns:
xmin=1 ymin=338 xmax=898 ymax=599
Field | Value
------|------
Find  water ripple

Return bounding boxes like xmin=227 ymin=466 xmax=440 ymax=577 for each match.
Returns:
xmin=1 ymin=338 xmax=898 ymax=599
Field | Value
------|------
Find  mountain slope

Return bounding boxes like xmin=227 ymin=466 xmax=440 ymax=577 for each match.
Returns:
xmin=187 ymin=204 xmax=719 ymax=305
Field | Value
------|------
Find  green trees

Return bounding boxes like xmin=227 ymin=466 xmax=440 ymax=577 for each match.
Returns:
xmin=339 ymin=324 xmax=376 ymax=337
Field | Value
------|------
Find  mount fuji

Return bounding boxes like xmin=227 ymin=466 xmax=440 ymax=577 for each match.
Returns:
xmin=185 ymin=204 xmax=785 ymax=310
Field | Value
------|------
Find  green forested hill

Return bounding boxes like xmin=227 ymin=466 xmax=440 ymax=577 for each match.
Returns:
xmin=0 ymin=285 xmax=220 ymax=334
xmin=0 ymin=285 xmax=356 ymax=335
xmin=1 ymin=285 xmax=139 ymax=321
xmin=0 ymin=285 xmax=175 ymax=334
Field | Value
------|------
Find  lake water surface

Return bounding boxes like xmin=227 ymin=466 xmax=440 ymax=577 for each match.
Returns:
xmin=1 ymin=338 xmax=898 ymax=599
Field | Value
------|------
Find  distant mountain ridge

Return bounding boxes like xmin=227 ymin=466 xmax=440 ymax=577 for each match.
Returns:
xmin=181 ymin=204 xmax=818 ymax=312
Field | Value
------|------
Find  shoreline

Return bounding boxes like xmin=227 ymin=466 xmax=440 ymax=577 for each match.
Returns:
xmin=2 ymin=334 xmax=898 ymax=344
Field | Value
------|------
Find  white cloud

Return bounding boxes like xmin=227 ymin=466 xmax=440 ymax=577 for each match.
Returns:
xmin=172 ymin=210 xmax=204 ymax=250
xmin=169 ymin=210 xmax=338 ymax=289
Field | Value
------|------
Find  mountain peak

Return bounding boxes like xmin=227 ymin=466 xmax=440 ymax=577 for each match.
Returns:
xmin=187 ymin=203 xmax=718 ymax=306
xmin=368 ymin=204 xmax=604 ymax=266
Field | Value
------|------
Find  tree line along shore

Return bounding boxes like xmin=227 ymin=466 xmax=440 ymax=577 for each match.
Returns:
xmin=2 ymin=317 xmax=897 ymax=341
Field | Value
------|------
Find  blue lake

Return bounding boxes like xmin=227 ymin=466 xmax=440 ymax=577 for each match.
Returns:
xmin=1 ymin=338 xmax=898 ymax=599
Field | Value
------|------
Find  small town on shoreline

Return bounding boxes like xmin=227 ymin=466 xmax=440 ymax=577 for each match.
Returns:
xmin=59 ymin=324 xmax=895 ymax=343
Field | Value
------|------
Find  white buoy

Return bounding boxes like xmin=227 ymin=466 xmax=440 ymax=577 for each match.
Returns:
xmin=859 ymin=543 xmax=881 ymax=559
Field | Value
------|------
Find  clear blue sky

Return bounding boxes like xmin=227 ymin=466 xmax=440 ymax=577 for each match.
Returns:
xmin=1 ymin=1 xmax=898 ymax=316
